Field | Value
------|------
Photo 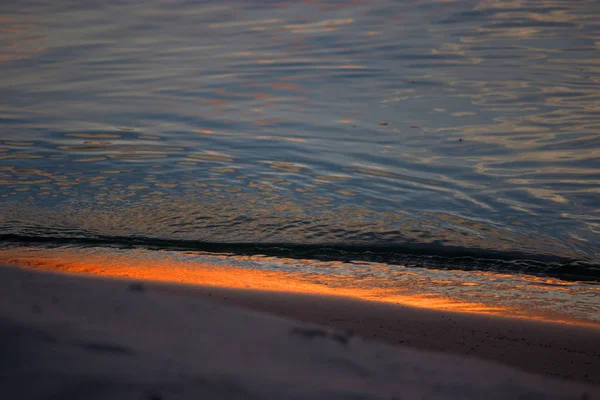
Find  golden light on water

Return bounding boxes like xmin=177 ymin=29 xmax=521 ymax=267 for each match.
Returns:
xmin=1 ymin=246 xmax=596 ymax=326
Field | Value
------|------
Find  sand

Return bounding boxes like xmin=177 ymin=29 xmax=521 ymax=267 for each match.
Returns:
xmin=1 ymin=264 xmax=598 ymax=399
xmin=154 ymin=282 xmax=600 ymax=384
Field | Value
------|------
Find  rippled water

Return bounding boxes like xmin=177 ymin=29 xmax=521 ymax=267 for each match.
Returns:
xmin=1 ymin=0 xmax=600 ymax=280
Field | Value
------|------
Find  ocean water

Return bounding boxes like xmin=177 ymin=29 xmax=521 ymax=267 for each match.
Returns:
xmin=1 ymin=0 xmax=599 ymax=321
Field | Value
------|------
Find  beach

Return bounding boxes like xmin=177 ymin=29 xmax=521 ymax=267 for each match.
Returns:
xmin=156 ymin=281 xmax=600 ymax=384
xmin=2 ymin=1 xmax=600 ymax=398
xmin=1 ymin=263 xmax=598 ymax=399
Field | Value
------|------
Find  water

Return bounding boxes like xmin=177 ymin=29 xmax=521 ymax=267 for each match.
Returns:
xmin=1 ymin=0 xmax=600 ymax=300
xmin=3 ymin=245 xmax=600 ymax=324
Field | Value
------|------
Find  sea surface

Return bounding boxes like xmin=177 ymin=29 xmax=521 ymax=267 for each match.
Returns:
xmin=1 ymin=0 xmax=599 ymax=322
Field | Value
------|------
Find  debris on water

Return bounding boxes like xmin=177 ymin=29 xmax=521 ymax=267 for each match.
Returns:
xmin=410 ymin=125 xmax=419 ymax=128
xmin=409 ymin=80 xmax=416 ymax=84
xmin=379 ymin=121 xmax=388 ymax=126
xmin=459 ymin=138 xmax=463 ymax=142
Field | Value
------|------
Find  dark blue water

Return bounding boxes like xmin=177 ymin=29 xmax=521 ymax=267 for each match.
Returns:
xmin=1 ymin=0 xmax=600 ymax=280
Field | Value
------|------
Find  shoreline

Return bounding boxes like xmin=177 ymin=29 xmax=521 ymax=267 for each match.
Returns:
xmin=1 ymin=264 xmax=599 ymax=399
xmin=2 ymin=262 xmax=599 ymax=387
xmin=2 ymin=245 xmax=597 ymax=326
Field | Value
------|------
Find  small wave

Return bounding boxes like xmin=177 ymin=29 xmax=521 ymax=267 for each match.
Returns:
xmin=1 ymin=233 xmax=598 ymax=283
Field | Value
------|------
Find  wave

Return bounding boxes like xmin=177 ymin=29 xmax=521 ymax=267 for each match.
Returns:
xmin=1 ymin=233 xmax=598 ymax=283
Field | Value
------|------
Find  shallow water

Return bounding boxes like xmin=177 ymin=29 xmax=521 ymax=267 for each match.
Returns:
xmin=3 ymin=245 xmax=599 ymax=325
xmin=1 ymin=0 xmax=600 ymax=283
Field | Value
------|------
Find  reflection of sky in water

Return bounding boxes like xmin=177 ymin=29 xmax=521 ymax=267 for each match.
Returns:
xmin=1 ymin=0 xmax=600 ymax=267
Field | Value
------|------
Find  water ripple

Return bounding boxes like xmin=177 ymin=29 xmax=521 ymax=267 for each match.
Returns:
xmin=1 ymin=0 xmax=600 ymax=277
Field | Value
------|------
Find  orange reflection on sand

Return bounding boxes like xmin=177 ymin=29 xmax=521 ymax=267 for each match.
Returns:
xmin=1 ymin=247 xmax=507 ymax=317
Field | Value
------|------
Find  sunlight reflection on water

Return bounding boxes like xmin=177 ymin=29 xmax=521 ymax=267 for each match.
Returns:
xmin=1 ymin=0 xmax=600 ymax=272
xmin=1 ymin=245 xmax=598 ymax=325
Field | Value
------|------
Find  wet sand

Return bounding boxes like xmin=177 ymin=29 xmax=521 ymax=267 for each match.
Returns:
xmin=154 ymin=282 xmax=600 ymax=384
xmin=1 ymin=263 xmax=599 ymax=400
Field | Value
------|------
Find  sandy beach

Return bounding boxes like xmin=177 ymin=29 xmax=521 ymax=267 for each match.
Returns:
xmin=1 ymin=263 xmax=599 ymax=399
xmin=154 ymin=281 xmax=600 ymax=384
